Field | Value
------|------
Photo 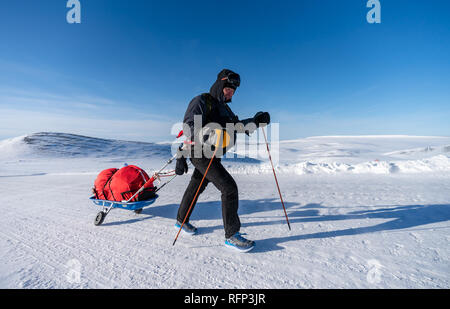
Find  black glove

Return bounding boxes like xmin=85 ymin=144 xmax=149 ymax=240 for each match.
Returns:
xmin=175 ymin=157 xmax=188 ymax=175
xmin=175 ymin=145 xmax=189 ymax=175
xmin=254 ymin=112 xmax=270 ymax=127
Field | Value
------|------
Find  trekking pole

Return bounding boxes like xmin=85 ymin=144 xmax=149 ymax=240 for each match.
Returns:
xmin=261 ymin=126 xmax=291 ymax=231
xmin=173 ymin=131 xmax=222 ymax=246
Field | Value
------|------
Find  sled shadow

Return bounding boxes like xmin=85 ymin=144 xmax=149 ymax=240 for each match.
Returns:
xmin=251 ymin=203 xmax=450 ymax=253
xmin=100 ymin=214 xmax=156 ymax=227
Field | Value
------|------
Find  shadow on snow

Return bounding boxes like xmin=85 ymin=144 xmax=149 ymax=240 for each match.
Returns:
xmin=101 ymin=197 xmax=450 ymax=253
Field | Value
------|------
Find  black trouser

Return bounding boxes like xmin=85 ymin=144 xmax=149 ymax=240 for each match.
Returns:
xmin=177 ymin=157 xmax=240 ymax=239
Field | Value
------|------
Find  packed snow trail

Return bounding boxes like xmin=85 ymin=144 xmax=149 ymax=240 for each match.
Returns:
xmin=1 ymin=172 xmax=449 ymax=288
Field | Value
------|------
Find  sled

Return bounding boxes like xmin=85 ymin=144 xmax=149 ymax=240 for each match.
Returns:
xmin=89 ymin=149 xmax=181 ymax=226
xmin=90 ymin=195 xmax=159 ymax=226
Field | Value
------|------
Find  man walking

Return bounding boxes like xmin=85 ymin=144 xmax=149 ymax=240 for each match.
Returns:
xmin=175 ymin=69 xmax=270 ymax=252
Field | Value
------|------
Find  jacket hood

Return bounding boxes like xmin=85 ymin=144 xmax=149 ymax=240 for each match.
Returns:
xmin=209 ymin=69 xmax=239 ymax=104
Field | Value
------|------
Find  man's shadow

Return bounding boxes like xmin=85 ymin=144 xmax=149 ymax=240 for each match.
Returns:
xmin=102 ymin=197 xmax=450 ymax=254
xmin=102 ymin=197 xmax=296 ymax=227
xmin=250 ymin=203 xmax=450 ymax=252
xmin=144 ymin=197 xmax=300 ymax=220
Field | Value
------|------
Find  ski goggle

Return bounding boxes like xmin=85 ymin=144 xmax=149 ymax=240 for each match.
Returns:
xmin=221 ymin=73 xmax=240 ymax=87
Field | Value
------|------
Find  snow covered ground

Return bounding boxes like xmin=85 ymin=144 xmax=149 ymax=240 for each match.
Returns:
xmin=0 ymin=132 xmax=449 ymax=288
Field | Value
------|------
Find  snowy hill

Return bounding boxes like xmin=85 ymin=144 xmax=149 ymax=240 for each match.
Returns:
xmin=0 ymin=132 xmax=449 ymax=288
xmin=1 ymin=132 xmax=450 ymax=175
xmin=230 ymin=135 xmax=450 ymax=175
xmin=0 ymin=132 xmax=172 ymax=160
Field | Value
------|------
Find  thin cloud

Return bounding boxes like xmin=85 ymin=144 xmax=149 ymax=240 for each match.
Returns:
xmin=0 ymin=107 xmax=175 ymax=142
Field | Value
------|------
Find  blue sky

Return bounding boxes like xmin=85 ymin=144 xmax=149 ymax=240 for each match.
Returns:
xmin=0 ymin=0 xmax=449 ymax=142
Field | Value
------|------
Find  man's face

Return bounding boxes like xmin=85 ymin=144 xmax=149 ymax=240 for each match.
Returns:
xmin=223 ymin=87 xmax=235 ymax=101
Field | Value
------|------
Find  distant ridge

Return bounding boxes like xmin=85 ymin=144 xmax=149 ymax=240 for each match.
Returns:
xmin=4 ymin=132 xmax=172 ymax=159
xmin=1 ymin=132 xmax=449 ymax=175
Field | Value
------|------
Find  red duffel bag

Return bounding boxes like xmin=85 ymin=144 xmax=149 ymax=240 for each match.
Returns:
xmin=93 ymin=168 xmax=118 ymax=200
xmin=93 ymin=165 xmax=156 ymax=202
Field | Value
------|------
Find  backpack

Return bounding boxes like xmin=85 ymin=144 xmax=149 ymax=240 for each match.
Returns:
xmin=93 ymin=165 xmax=156 ymax=202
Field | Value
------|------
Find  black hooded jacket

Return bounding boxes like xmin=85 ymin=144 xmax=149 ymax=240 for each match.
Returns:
xmin=182 ymin=69 xmax=254 ymax=144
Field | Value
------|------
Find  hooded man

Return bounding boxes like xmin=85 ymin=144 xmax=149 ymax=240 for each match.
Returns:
xmin=175 ymin=69 xmax=270 ymax=252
